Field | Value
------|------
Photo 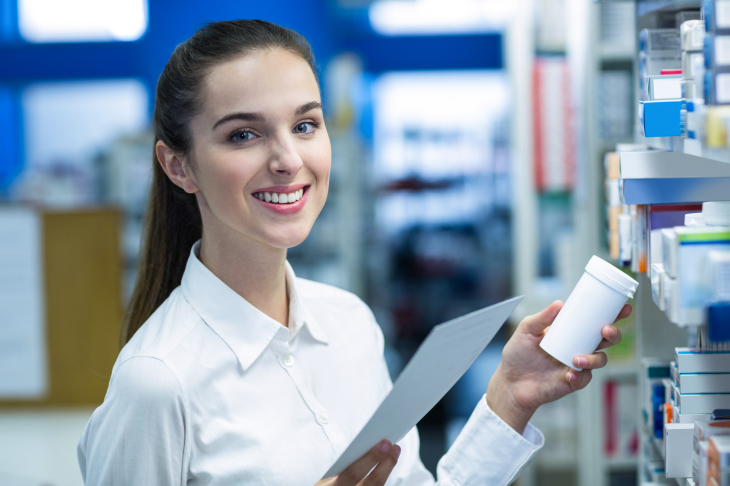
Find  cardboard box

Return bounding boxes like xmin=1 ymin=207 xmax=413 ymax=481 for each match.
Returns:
xmin=681 ymin=373 xmax=730 ymax=394
xmin=677 ymin=389 xmax=730 ymax=414
xmin=648 ymin=74 xmax=683 ymax=100
xmin=696 ymin=421 xmax=730 ymax=454
xmin=640 ymin=99 xmax=683 ymax=137
xmin=666 ymin=422 xmax=695 ymax=478
xmin=708 ymin=435 xmax=730 ymax=484
xmin=676 ymin=348 xmax=730 ymax=373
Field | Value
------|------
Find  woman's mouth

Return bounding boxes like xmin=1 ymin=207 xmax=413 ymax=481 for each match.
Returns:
xmin=251 ymin=185 xmax=310 ymax=215
xmin=252 ymin=187 xmax=304 ymax=204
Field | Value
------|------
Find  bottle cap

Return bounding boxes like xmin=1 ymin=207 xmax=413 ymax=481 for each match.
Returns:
xmin=585 ymin=255 xmax=639 ymax=298
xmin=703 ymin=201 xmax=730 ymax=226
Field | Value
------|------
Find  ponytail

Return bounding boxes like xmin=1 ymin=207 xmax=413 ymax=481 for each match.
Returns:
xmin=119 ymin=140 xmax=201 ymax=347
xmin=119 ymin=20 xmax=318 ymax=347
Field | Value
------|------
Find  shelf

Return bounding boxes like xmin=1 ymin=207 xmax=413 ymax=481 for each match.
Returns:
xmin=601 ymin=362 xmax=639 ymax=380
xmin=600 ymin=44 xmax=634 ymax=62
xmin=619 ymin=150 xmax=730 ymax=204
xmin=606 ymin=456 xmax=639 ymax=469
xmin=636 ymin=0 xmax=701 ymax=17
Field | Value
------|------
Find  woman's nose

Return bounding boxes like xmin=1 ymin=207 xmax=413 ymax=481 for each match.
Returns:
xmin=269 ymin=134 xmax=304 ymax=177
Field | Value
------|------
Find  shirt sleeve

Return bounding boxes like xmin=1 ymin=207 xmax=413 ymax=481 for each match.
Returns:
xmin=77 ymin=356 xmax=188 ymax=485
xmin=388 ymin=394 xmax=544 ymax=486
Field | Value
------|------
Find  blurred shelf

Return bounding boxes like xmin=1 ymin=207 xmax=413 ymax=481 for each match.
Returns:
xmin=534 ymin=451 xmax=579 ymax=470
xmin=636 ymin=0 xmax=701 ymax=17
xmin=646 ymin=135 xmax=730 ymax=164
xmin=606 ymin=456 xmax=639 ymax=468
xmin=619 ymin=150 xmax=730 ymax=204
xmin=597 ymin=362 xmax=639 ymax=380
xmin=600 ymin=44 xmax=634 ymax=62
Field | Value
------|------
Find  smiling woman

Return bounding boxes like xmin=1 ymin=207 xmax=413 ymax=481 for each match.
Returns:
xmin=76 ymin=18 xmax=630 ymax=486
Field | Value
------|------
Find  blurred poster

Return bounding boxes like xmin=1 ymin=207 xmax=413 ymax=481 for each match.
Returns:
xmin=0 ymin=207 xmax=47 ymax=398
xmin=533 ymin=56 xmax=576 ymax=193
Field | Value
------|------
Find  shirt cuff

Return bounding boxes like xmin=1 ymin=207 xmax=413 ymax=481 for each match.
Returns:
xmin=436 ymin=394 xmax=544 ymax=486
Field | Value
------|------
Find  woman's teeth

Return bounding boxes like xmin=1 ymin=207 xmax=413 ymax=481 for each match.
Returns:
xmin=253 ymin=188 xmax=304 ymax=204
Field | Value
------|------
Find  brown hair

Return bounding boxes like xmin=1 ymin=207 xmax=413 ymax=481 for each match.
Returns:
xmin=120 ymin=20 xmax=318 ymax=347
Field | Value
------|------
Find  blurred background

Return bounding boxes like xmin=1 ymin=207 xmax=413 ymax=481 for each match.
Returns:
xmin=0 ymin=0 xmax=641 ymax=485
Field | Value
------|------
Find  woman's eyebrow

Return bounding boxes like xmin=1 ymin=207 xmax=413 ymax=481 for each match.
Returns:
xmin=295 ymin=101 xmax=322 ymax=116
xmin=213 ymin=112 xmax=265 ymax=130
xmin=212 ymin=101 xmax=322 ymax=130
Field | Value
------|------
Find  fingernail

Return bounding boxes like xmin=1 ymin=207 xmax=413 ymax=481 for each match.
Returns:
xmin=380 ymin=441 xmax=391 ymax=453
xmin=567 ymin=372 xmax=574 ymax=382
xmin=579 ymin=357 xmax=587 ymax=367
xmin=608 ymin=327 xmax=616 ymax=337
xmin=395 ymin=445 xmax=401 ymax=457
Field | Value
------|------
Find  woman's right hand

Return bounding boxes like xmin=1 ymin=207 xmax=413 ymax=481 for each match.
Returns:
xmin=315 ymin=440 xmax=401 ymax=486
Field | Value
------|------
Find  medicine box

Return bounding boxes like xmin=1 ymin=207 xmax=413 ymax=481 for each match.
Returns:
xmin=708 ymin=435 xmax=730 ymax=484
xmin=676 ymin=348 xmax=730 ymax=373
xmin=640 ymin=99 xmax=683 ymax=137
xmin=677 ymin=389 xmax=730 ymax=414
xmin=681 ymin=19 xmax=705 ymax=51
xmin=681 ymin=373 xmax=730 ymax=394
xmin=666 ymin=423 xmax=695 ymax=478
xmin=705 ymin=0 xmax=730 ymax=32
xmin=641 ymin=53 xmax=683 ymax=79
xmin=696 ymin=421 xmax=730 ymax=454
xmin=707 ymin=71 xmax=730 ymax=105
xmin=683 ymin=51 xmax=705 ymax=79
xmin=648 ymin=75 xmax=683 ymax=100
xmin=641 ymin=28 xmax=681 ymax=54
xmin=706 ymin=33 xmax=730 ymax=70
xmin=672 ymin=228 xmax=730 ymax=324
xmin=651 ymin=263 xmax=665 ymax=310
xmin=674 ymin=407 xmax=711 ymax=424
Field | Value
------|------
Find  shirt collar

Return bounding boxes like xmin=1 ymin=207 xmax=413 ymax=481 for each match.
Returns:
xmin=284 ymin=261 xmax=329 ymax=345
xmin=181 ymin=241 xmax=327 ymax=371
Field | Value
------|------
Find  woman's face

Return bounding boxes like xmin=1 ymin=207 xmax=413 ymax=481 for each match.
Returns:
xmin=184 ymin=48 xmax=330 ymax=250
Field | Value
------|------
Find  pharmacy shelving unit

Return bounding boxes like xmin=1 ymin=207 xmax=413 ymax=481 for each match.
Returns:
xmin=612 ymin=1 xmax=730 ymax=486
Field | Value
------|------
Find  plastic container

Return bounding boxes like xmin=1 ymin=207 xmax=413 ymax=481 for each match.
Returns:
xmin=539 ymin=256 xmax=639 ymax=371
xmin=703 ymin=201 xmax=730 ymax=227
xmin=684 ymin=212 xmax=705 ymax=227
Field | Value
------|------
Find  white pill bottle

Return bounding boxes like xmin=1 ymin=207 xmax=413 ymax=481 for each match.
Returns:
xmin=539 ymin=256 xmax=639 ymax=371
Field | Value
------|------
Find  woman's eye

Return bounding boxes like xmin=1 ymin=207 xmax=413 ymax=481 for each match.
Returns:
xmin=293 ymin=122 xmax=315 ymax=134
xmin=232 ymin=131 xmax=256 ymax=142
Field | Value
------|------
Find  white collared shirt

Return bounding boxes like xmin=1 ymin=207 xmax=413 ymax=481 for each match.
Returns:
xmin=78 ymin=242 xmax=544 ymax=485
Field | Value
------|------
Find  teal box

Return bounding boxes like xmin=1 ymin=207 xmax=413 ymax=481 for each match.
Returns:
xmin=640 ymin=100 xmax=683 ymax=137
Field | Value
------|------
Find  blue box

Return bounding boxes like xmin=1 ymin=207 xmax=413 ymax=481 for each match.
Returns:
xmin=640 ymin=100 xmax=683 ymax=137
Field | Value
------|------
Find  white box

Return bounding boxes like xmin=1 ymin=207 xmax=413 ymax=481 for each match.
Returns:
xmin=642 ymin=28 xmax=681 ymax=54
xmin=683 ymin=51 xmax=705 ymax=80
xmin=662 ymin=228 xmax=678 ymax=278
xmin=666 ymin=423 xmax=696 ymax=478
xmin=680 ymin=373 xmax=730 ymax=394
xmin=672 ymin=228 xmax=730 ymax=325
xmin=649 ymin=75 xmax=683 ymax=100
xmin=676 ymin=348 xmax=730 ymax=374
xmin=643 ymin=54 xmax=683 ymax=77
xmin=681 ymin=19 xmax=705 ymax=52
xmin=674 ymin=408 xmax=712 ymax=424
xmin=652 ymin=263 xmax=666 ymax=310
xmin=677 ymin=389 xmax=730 ymax=414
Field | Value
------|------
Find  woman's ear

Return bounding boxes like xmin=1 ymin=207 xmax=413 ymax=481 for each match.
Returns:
xmin=156 ymin=140 xmax=200 ymax=194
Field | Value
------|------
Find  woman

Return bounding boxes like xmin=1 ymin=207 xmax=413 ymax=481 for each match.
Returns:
xmin=77 ymin=19 xmax=630 ymax=485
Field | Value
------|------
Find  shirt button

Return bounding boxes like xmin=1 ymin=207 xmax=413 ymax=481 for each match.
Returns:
xmin=283 ymin=355 xmax=294 ymax=367
xmin=317 ymin=413 xmax=329 ymax=425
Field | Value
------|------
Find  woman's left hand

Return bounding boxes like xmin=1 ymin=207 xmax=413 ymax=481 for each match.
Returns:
xmin=485 ymin=300 xmax=632 ymax=434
